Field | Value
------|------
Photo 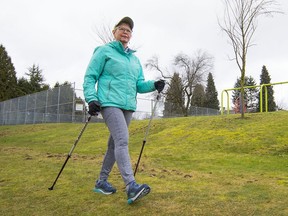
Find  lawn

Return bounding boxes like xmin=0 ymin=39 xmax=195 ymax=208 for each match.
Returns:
xmin=0 ymin=111 xmax=287 ymax=215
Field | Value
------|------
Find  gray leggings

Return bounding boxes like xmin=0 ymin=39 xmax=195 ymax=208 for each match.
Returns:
xmin=99 ymin=107 xmax=135 ymax=185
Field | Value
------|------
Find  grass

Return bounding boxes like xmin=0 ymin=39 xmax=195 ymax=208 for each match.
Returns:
xmin=0 ymin=111 xmax=288 ymax=216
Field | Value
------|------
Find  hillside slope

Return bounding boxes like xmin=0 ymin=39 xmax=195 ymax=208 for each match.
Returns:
xmin=0 ymin=111 xmax=287 ymax=216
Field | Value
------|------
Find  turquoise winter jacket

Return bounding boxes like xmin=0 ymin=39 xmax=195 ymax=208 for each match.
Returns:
xmin=83 ymin=41 xmax=156 ymax=111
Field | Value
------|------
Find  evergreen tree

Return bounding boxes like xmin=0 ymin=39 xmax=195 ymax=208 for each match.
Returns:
xmin=191 ymin=84 xmax=205 ymax=107
xmin=17 ymin=77 xmax=32 ymax=96
xmin=204 ymin=72 xmax=219 ymax=110
xmin=0 ymin=44 xmax=19 ymax=101
xmin=232 ymin=77 xmax=242 ymax=102
xmin=25 ymin=64 xmax=49 ymax=93
xmin=232 ymin=76 xmax=258 ymax=113
xmin=257 ymin=65 xmax=276 ymax=111
xmin=232 ymin=77 xmax=247 ymax=113
xmin=246 ymin=76 xmax=258 ymax=112
xmin=146 ymin=51 xmax=214 ymax=116
xmin=163 ymin=73 xmax=185 ymax=117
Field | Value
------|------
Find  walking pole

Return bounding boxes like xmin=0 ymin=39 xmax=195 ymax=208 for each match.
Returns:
xmin=134 ymin=92 xmax=161 ymax=176
xmin=48 ymin=115 xmax=92 ymax=190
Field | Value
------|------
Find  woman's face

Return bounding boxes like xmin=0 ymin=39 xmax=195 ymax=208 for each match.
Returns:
xmin=113 ymin=23 xmax=132 ymax=47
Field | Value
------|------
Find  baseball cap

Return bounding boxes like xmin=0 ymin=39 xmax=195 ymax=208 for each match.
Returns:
xmin=115 ymin=17 xmax=134 ymax=30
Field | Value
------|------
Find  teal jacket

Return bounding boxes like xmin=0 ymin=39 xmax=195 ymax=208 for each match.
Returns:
xmin=83 ymin=41 xmax=156 ymax=111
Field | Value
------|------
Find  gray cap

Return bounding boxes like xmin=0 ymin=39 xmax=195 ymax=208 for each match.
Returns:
xmin=115 ymin=17 xmax=134 ymax=30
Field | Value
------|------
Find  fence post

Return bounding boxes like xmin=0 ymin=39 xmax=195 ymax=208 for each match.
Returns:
xmin=57 ymin=87 xmax=61 ymax=123
xmin=45 ymin=90 xmax=49 ymax=123
xmin=33 ymin=93 xmax=37 ymax=124
xmin=16 ymin=97 xmax=20 ymax=124
xmin=24 ymin=95 xmax=28 ymax=124
xmin=72 ymin=82 xmax=76 ymax=123
xmin=151 ymin=99 xmax=153 ymax=117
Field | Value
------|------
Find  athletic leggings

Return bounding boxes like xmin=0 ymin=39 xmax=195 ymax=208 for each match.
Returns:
xmin=99 ymin=107 xmax=135 ymax=186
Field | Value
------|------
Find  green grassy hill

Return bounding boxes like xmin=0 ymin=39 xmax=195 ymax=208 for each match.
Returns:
xmin=0 ymin=111 xmax=287 ymax=216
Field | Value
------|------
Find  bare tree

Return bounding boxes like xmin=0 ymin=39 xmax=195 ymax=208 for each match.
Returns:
xmin=145 ymin=55 xmax=172 ymax=80
xmin=174 ymin=51 xmax=214 ymax=116
xmin=145 ymin=50 xmax=214 ymax=116
xmin=219 ymin=0 xmax=281 ymax=118
xmin=93 ymin=24 xmax=114 ymax=45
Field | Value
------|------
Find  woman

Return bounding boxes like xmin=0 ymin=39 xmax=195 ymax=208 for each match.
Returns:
xmin=83 ymin=17 xmax=165 ymax=204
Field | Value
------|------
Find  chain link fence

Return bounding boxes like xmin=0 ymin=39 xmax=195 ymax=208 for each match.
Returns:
xmin=0 ymin=84 xmax=219 ymax=125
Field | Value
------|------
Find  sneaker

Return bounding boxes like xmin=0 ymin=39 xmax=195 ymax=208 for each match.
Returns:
xmin=127 ymin=181 xmax=151 ymax=204
xmin=93 ymin=180 xmax=116 ymax=195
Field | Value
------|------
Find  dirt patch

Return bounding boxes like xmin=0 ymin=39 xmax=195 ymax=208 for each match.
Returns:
xmin=46 ymin=152 xmax=97 ymax=160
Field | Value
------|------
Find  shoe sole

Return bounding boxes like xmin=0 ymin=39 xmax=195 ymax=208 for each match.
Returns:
xmin=127 ymin=186 xmax=150 ymax=204
xmin=93 ymin=188 xmax=115 ymax=195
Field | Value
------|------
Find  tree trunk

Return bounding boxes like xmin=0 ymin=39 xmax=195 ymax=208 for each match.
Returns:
xmin=240 ymin=67 xmax=245 ymax=118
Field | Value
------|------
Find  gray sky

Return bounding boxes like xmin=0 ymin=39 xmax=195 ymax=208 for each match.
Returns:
xmin=1 ymin=0 xmax=288 ymax=109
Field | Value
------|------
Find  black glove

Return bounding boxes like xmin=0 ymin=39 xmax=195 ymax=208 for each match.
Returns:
xmin=88 ymin=101 xmax=101 ymax=116
xmin=154 ymin=80 xmax=165 ymax=93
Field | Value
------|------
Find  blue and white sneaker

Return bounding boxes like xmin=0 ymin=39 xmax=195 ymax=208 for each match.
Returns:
xmin=93 ymin=180 xmax=116 ymax=195
xmin=127 ymin=181 xmax=150 ymax=204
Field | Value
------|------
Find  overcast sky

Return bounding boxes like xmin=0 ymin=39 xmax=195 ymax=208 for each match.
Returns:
xmin=1 ymin=0 xmax=288 ymax=109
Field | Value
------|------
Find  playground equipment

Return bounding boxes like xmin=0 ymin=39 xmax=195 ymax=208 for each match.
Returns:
xmin=221 ymin=81 xmax=288 ymax=115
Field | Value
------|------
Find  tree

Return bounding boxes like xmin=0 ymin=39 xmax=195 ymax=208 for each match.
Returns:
xmin=93 ymin=24 xmax=114 ymax=45
xmin=246 ymin=76 xmax=259 ymax=112
xmin=204 ymin=72 xmax=219 ymax=110
xmin=257 ymin=65 xmax=276 ymax=111
xmin=25 ymin=64 xmax=49 ymax=93
xmin=163 ymin=73 xmax=184 ymax=117
xmin=16 ymin=64 xmax=50 ymax=96
xmin=0 ymin=44 xmax=19 ymax=101
xmin=191 ymin=84 xmax=205 ymax=107
xmin=232 ymin=76 xmax=258 ymax=113
xmin=146 ymin=50 xmax=214 ymax=116
xmin=17 ymin=77 xmax=31 ymax=96
xmin=219 ymin=0 xmax=281 ymax=118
